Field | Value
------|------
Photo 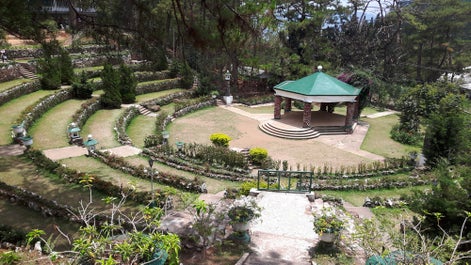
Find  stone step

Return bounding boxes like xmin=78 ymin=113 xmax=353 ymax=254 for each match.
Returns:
xmin=137 ymin=105 xmax=152 ymax=116
xmin=259 ymin=122 xmax=320 ymax=140
xmin=18 ymin=64 xmax=38 ymax=80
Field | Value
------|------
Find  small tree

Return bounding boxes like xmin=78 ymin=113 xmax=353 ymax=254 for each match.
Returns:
xmin=100 ymin=64 xmax=122 ymax=109
xmin=72 ymin=71 xmax=93 ymax=99
xmin=58 ymin=48 xmax=75 ymax=85
xmin=209 ymin=133 xmax=231 ymax=147
xmin=119 ymin=64 xmax=137 ymax=104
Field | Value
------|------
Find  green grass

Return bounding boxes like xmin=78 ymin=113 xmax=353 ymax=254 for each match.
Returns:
xmin=361 ymin=115 xmax=421 ymax=158
xmin=60 ymin=156 xmax=169 ymax=192
xmin=318 ymin=185 xmax=430 ymax=206
xmin=0 ymin=90 xmax=55 ymax=145
xmin=124 ymin=155 xmax=241 ymax=193
xmin=29 ymin=99 xmax=85 ymax=149
xmin=0 ymin=78 xmax=32 ymax=92
xmin=73 ymin=65 xmax=103 ymax=74
xmin=126 ymin=115 xmax=155 ymax=148
xmin=136 ymin=88 xmax=185 ymax=102
xmin=82 ymin=108 xmax=122 ymax=149
xmin=235 ymin=104 xmax=274 ymax=114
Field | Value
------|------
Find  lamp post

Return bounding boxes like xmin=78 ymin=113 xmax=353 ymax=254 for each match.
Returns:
xmin=223 ymin=70 xmax=233 ymax=105
xmin=176 ymin=141 xmax=184 ymax=153
xmin=161 ymin=130 xmax=169 ymax=145
xmin=84 ymin=134 xmax=98 ymax=155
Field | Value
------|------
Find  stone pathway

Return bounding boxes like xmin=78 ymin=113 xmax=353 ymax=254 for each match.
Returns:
xmin=244 ymin=192 xmax=316 ymax=265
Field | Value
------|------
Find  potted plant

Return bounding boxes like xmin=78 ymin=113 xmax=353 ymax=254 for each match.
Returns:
xmin=313 ymin=210 xmax=344 ymax=243
xmin=227 ymin=196 xmax=261 ymax=232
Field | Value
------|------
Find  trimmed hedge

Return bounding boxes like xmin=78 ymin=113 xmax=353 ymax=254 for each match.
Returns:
xmin=136 ymin=78 xmax=181 ymax=95
xmin=115 ymin=106 xmax=140 ymax=145
xmin=0 ymin=81 xmax=41 ymax=106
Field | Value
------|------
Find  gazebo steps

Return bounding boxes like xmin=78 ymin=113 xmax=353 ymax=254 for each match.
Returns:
xmin=259 ymin=122 xmax=321 ymax=140
xmin=313 ymin=126 xmax=349 ymax=135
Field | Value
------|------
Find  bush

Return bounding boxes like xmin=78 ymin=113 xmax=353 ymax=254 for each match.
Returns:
xmin=72 ymin=71 xmax=93 ymax=99
xmin=209 ymin=133 xmax=231 ymax=147
xmin=390 ymin=124 xmax=421 ymax=145
xmin=249 ymin=147 xmax=268 ymax=165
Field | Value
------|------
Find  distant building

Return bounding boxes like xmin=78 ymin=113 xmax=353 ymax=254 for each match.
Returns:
xmin=40 ymin=0 xmax=96 ymax=29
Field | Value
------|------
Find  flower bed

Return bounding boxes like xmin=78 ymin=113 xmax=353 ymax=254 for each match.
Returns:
xmin=0 ymin=81 xmax=41 ymax=106
xmin=92 ymin=150 xmax=207 ymax=193
xmin=144 ymin=149 xmax=252 ymax=182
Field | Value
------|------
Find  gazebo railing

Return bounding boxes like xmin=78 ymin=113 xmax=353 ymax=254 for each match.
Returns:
xmin=257 ymin=170 xmax=313 ymax=193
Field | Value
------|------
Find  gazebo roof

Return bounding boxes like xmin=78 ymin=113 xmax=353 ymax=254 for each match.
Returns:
xmin=274 ymin=71 xmax=361 ymax=97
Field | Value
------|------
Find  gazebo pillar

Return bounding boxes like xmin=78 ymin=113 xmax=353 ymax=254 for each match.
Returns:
xmin=353 ymin=100 xmax=360 ymax=120
xmin=345 ymin=102 xmax=355 ymax=133
xmin=284 ymin=98 xmax=292 ymax=113
xmin=274 ymin=95 xmax=282 ymax=119
xmin=302 ymin=102 xmax=312 ymax=128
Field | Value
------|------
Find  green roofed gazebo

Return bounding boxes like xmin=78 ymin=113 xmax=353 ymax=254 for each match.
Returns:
xmin=273 ymin=66 xmax=362 ymax=132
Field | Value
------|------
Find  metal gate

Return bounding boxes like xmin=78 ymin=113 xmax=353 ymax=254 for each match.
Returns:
xmin=257 ymin=170 xmax=313 ymax=192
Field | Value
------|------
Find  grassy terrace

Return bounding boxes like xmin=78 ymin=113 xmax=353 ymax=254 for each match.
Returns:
xmin=0 ymin=90 xmax=55 ymax=145
xmin=361 ymin=114 xmax=421 ymax=158
xmin=29 ymin=99 xmax=85 ymax=149
xmin=82 ymin=108 xmax=122 ymax=148
xmin=135 ymin=88 xmax=185 ymax=102
xmin=0 ymin=78 xmax=32 ymax=92
xmin=60 ymin=155 xmax=172 ymax=193
xmin=124 ymin=155 xmax=241 ymax=194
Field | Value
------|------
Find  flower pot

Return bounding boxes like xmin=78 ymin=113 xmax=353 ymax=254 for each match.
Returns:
xmin=320 ymin=232 xmax=336 ymax=243
xmin=232 ymin=222 xmax=250 ymax=232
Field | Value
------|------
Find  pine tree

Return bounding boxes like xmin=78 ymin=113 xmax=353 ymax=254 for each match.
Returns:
xmin=118 ymin=64 xmax=136 ymax=104
xmin=100 ymin=64 xmax=121 ymax=109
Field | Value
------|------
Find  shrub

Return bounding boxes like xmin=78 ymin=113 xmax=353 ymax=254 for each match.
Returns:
xmin=249 ymin=147 xmax=268 ymax=165
xmin=390 ymin=124 xmax=421 ymax=145
xmin=0 ymin=251 xmax=21 ymax=265
xmin=239 ymin=180 xmax=269 ymax=196
xmin=72 ymin=71 xmax=93 ymax=99
xmin=209 ymin=133 xmax=231 ymax=147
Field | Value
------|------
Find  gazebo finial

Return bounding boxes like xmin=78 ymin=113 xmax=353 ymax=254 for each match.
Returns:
xmin=317 ymin=65 xmax=323 ymax=72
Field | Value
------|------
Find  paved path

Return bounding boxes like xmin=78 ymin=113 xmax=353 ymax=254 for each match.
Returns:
xmin=244 ymin=192 xmax=316 ymax=265
xmin=42 ymin=145 xmax=142 ymax=161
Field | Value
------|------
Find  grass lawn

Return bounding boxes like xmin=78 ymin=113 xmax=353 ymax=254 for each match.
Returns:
xmin=136 ymin=88 xmax=185 ymax=102
xmin=126 ymin=115 xmax=155 ymax=148
xmin=82 ymin=108 xmax=122 ymax=149
xmin=0 ymin=78 xmax=32 ymax=92
xmin=361 ymin=114 xmax=421 ymax=158
xmin=60 ymin=156 xmax=171 ymax=192
xmin=0 ymin=90 xmax=55 ymax=145
xmin=29 ymin=99 xmax=85 ymax=150
xmin=124 ymin=155 xmax=241 ymax=194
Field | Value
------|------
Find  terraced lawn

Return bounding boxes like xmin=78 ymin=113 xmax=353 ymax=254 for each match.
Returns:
xmin=136 ymin=88 xmax=185 ymax=102
xmin=0 ymin=78 xmax=32 ymax=92
xmin=361 ymin=114 xmax=421 ymax=158
xmin=126 ymin=115 xmax=155 ymax=148
xmin=0 ymin=90 xmax=55 ymax=145
xmin=124 ymin=155 xmax=241 ymax=193
xmin=60 ymin=155 xmax=169 ymax=193
xmin=29 ymin=99 xmax=85 ymax=149
xmin=82 ymin=108 xmax=122 ymax=149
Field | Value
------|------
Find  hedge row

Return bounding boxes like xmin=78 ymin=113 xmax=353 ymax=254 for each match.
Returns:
xmin=0 ymin=81 xmax=41 ymax=106
xmin=16 ymin=88 xmax=74 ymax=130
xmin=134 ymin=70 xmax=171 ymax=83
xmin=136 ymin=78 xmax=181 ymax=95
xmin=140 ymin=90 xmax=194 ymax=109
xmin=143 ymin=148 xmax=252 ymax=182
xmin=71 ymin=97 xmax=103 ymax=129
xmin=115 ymin=106 xmax=140 ymax=145
xmin=25 ymin=150 xmax=165 ymax=206
xmin=92 ymin=150 xmax=207 ymax=193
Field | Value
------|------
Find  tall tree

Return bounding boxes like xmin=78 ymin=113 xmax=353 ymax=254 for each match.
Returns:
xmin=100 ymin=64 xmax=122 ymax=109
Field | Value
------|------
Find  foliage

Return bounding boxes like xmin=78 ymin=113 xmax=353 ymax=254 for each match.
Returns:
xmin=190 ymin=200 xmax=225 ymax=250
xmin=249 ymin=147 xmax=268 ymax=166
xmin=313 ymin=209 xmax=344 ymax=235
xmin=390 ymin=124 xmax=422 ymax=146
xmin=209 ymin=133 xmax=231 ymax=147
xmin=100 ymin=63 xmax=121 ymax=109
xmin=118 ymin=64 xmax=137 ymax=104
xmin=0 ymin=251 xmax=21 ymax=265
xmin=227 ymin=196 xmax=261 ymax=224
xmin=58 ymin=48 xmax=75 ymax=84
xmin=72 ymin=71 xmax=94 ymax=99
xmin=180 ymin=142 xmax=248 ymax=171
xmin=38 ymin=56 xmax=61 ymax=90
xmin=422 ymin=93 xmax=470 ymax=166
xmin=0 ymin=224 xmax=26 ymax=245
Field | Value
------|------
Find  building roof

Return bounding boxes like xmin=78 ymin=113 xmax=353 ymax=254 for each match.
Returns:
xmin=274 ymin=71 xmax=361 ymax=97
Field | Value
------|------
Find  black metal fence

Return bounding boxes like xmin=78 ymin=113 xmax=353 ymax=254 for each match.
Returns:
xmin=257 ymin=170 xmax=313 ymax=192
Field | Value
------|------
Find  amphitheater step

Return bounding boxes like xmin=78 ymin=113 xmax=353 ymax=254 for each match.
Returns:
xmin=137 ymin=105 xmax=154 ymax=116
xmin=259 ymin=122 xmax=320 ymax=140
